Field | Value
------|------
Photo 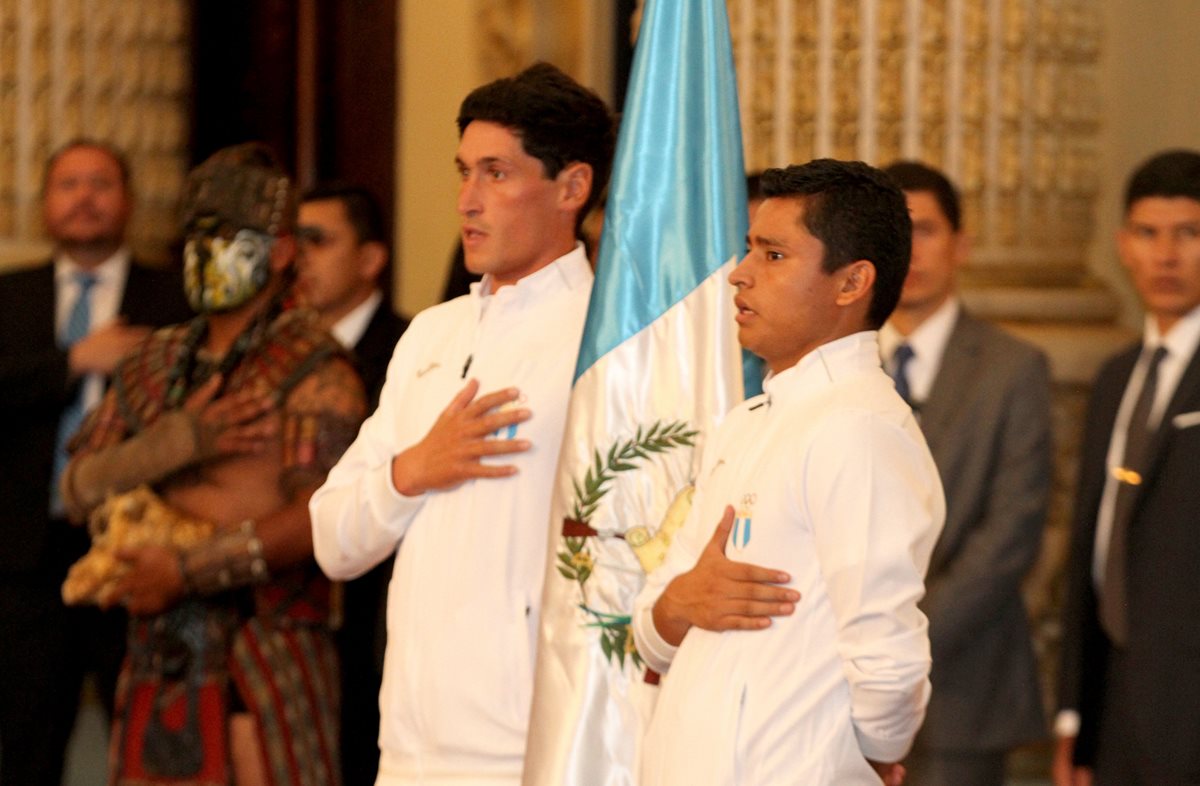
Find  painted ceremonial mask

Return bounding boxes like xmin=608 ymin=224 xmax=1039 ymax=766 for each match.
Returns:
xmin=184 ymin=218 xmax=273 ymax=313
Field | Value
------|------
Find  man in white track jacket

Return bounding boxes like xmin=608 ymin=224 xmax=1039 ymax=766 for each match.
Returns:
xmin=310 ymin=63 xmax=614 ymax=786
xmin=633 ymin=160 xmax=945 ymax=786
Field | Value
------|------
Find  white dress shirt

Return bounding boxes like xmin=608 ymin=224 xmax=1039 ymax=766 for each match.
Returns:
xmin=633 ymin=331 xmax=945 ymax=785
xmin=330 ymin=289 xmax=383 ymax=350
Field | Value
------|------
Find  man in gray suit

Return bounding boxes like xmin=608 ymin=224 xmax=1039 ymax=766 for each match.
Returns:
xmin=880 ymin=161 xmax=1052 ymax=786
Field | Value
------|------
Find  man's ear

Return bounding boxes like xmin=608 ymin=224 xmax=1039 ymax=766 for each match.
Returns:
xmin=558 ymin=162 xmax=594 ymax=214
xmin=270 ymin=235 xmax=296 ymax=273
xmin=835 ymin=259 xmax=876 ymax=307
xmin=953 ymin=230 xmax=971 ymax=269
xmin=358 ymin=241 xmax=388 ymax=284
xmin=1116 ymin=226 xmax=1135 ymax=273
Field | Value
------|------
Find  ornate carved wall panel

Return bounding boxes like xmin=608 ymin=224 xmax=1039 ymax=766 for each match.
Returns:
xmin=0 ymin=0 xmax=189 ymax=266
xmin=730 ymin=0 xmax=1103 ymax=286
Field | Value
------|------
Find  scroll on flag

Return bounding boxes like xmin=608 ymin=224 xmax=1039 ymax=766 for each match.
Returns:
xmin=523 ymin=1 xmax=754 ymax=783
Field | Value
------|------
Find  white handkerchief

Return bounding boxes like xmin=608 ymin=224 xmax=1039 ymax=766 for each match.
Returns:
xmin=1171 ymin=411 xmax=1200 ymax=430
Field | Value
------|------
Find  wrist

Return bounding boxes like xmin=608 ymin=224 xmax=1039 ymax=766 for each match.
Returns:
xmin=390 ymin=450 xmax=426 ymax=497
xmin=652 ymin=589 xmax=690 ymax=647
xmin=178 ymin=519 xmax=269 ymax=596
xmin=66 ymin=343 xmax=88 ymax=377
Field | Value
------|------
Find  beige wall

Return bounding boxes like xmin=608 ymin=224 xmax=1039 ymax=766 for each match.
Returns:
xmin=393 ymin=0 xmax=614 ymax=317
xmin=395 ymin=0 xmax=481 ymax=316
xmin=1090 ymin=0 xmax=1200 ymax=328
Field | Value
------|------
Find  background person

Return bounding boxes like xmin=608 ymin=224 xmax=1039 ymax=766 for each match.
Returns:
xmin=0 ymin=139 xmax=190 ymax=785
xmin=880 ymin=160 xmax=1052 ymax=786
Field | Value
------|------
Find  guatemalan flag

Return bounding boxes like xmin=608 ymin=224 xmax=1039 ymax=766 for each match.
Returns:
xmin=523 ymin=1 xmax=753 ymax=782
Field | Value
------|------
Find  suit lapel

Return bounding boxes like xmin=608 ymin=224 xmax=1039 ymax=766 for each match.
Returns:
xmin=917 ymin=312 xmax=985 ymax=574
xmin=118 ymin=261 xmax=149 ymax=322
xmin=353 ymin=301 xmax=391 ymax=362
xmin=33 ymin=262 xmax=58 ymax=344
xmin=919 ymin=310 xmax=982 ymax=454
xmin=1138 ymin=342 xmax=1200 ymax=502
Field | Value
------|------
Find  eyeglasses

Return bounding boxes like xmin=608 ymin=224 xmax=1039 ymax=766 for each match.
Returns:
xmin=295 ymin=225 xmax=329 ymax=247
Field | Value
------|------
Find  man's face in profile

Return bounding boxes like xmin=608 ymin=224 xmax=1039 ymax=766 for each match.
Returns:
xmin=729 ymin=196 xmax=848 ymax=374
xmin=296 ymin=198 xmax=378 ymax=317
xmin=897 ymin=190 xmax=965 ymax=314
xmin=455 ymin=120 xmax=575 ymax=289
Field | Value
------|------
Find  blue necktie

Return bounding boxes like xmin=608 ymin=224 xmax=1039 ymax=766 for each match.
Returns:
xmin=51 ymin=272 xmax=98 ymax=514
xmin=890 ymin=343 xmax=915 ymax=406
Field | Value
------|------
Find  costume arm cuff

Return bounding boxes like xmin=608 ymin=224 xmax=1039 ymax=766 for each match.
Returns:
xmin=62 ymin=410 xmax=200 ymax=523
xmin=179 ymin=519 xmax=270 ymax=596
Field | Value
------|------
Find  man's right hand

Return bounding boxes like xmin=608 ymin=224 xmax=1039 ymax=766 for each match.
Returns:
xmin=1052 ymin=736 xmax=1093 ymax=786
xmin=68 ymin=320 xmax=151 ymax=376
xmin=390 ymin=379 xmax=531 ymax=497
xmin=184 ymin=374 xmax=278 ymax=459
xmin=652 ymin=505 xmax=799 ymax=647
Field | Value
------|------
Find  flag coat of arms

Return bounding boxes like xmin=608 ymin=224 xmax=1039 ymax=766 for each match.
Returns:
xmin=523 ymin=1 xmax=753 ymax=782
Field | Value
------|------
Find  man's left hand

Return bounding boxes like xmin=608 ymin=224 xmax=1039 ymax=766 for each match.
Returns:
xmin=111 ymin=544 xmax=186 ymax=616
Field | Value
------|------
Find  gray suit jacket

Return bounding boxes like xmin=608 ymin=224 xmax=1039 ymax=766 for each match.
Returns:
xmin=914 ymin=310 xmax=1052 ymax=751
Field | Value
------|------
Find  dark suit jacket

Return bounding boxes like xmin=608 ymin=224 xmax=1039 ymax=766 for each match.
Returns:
xmin=0 ymin=259 xmax=191 ymax=574
xmin=351 ymin=298 xmax=409 ymax=412
xmin=915 ymin=310 xmax=1053 ymax=751
xmin=1059 ymin=340 xmax=1200 ymax=774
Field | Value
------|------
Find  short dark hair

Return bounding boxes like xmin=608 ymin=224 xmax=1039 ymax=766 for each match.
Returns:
xmin=746 ymin=171 xmax=764 ymax=203
xmin=882 ymin=160 xmax=962 ymax=231
xmin=760 ymin=159 xmax=912 ymax=329
xmin=301 ymin=182 xmax=388 ymax=246
xmin=457 ymin=62 xmax=616 ymax=231
xmin=1124 ymin=149 xmax=1200 ymax=212
xmin=43 ymin=138 xmax=132 ymax=192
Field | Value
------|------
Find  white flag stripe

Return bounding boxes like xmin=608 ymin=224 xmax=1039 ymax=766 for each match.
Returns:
xmin=525 ymin=260 xmax=743 ymax=784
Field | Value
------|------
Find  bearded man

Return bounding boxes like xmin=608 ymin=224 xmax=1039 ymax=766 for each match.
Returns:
xmin=62 ymin=143 xmax=365 ymax=785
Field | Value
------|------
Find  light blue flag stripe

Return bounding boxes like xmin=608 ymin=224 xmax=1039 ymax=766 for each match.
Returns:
xmin=574 ymin=0 xmax=749 ymax=383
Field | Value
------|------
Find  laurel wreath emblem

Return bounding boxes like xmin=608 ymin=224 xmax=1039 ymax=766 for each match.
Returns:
xmin=556 ymin=419 xmax=697 ymax=668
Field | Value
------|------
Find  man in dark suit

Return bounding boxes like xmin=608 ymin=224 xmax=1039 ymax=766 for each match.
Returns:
xmin=0 ymin=139 xmax=191 ymax=784
xmin=296 ymin=183 xmax=409 ymax=786
xmin=1054 ymin=149 xmax=1200 ymax=786
xmin=881 ymin=162 xmax=1053 ymax=786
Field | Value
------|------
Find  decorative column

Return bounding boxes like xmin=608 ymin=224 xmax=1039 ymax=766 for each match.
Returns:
xmin=0 ymin=0 xmax=190 ymax=267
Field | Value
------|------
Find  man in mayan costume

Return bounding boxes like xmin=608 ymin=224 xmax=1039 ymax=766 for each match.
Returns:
xmin=62 ymin=143 xmax=366 ymax=785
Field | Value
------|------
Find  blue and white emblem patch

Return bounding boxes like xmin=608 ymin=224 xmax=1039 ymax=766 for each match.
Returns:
xmin=491 ymin=395 xmax=526 ymax=440
xmin=731 ymin=492 xmax=755 ymax=551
